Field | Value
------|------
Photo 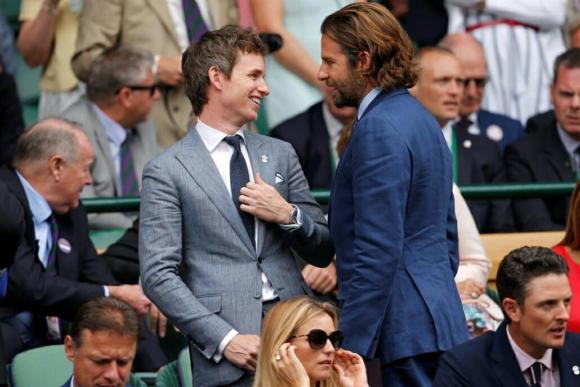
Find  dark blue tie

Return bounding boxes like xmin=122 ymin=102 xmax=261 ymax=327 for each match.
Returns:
xmin=529 ymin=362 xmax=542 ymax=387
xmin=223 ymin=135 xmax=255 ymax=244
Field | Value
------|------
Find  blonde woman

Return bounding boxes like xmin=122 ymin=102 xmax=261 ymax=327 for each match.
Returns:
xmin=254 ymin=296 xmax=368 ymax=387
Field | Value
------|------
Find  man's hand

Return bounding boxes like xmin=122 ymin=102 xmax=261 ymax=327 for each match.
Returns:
xmin=240 ymin=173 xmax=293 ymax=224
xmin=149 ymin=303 xmax=168 ymax=338
xmin=302 ymin=262 xmax=337 ymax=294
xmin=107 ymin=284 xmax=151 ymax=314
xmin=156 ymin=55 xmax=184 ymax=86
xmin=456 ymin=279 xmax=484 ymax=299
xmin=223 ymin=334 xmax=260 ymax=371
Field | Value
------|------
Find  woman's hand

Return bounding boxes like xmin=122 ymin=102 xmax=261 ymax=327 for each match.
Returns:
xmin=272 ymin=343 xmax=310 ymax=387
xmin=334 ymin=349 xmax=369 ymax=387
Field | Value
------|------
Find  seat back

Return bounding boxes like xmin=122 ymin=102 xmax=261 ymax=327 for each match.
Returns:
xmin=10 ymin=345 xmax=72 ymax=387
xmin=176 ymin=348 xmax=193 ymax=387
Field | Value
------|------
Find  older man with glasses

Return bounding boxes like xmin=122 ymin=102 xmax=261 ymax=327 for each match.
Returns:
xmin=61 ymin=45 xmax=161 ymax=230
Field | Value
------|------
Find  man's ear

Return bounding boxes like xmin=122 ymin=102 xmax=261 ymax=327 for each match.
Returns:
xmin=64 ymin=335 xmax=76 ymax=362
xmin=357 ymin=51 xmax=372 ymax=73
xmin=116 ymin=87 xmax=133 ymax=109
xmin=208 ymin=66 xmax=224 ymax=91
xmin=502 ymin=297 xmax=522 ymax=323
xmin=48 ymin=154 xmax=66 ymax=182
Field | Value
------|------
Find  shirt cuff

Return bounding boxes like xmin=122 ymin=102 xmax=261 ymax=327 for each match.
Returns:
xmin=279 ymin=205 xmax=302 ymax=232
xmin=213 ymin=329 xmax=239 ymax=363
xmin=103 ymin=286 xmax=110 ymax=297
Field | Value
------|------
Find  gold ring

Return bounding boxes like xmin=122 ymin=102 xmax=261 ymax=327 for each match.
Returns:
xmin=275 ymin=354 xmax=282 ymax=361
xmin=471 ymin=292 xmax=478 ymax=299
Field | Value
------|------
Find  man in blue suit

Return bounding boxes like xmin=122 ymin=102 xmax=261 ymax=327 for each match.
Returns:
xmin=319 ymin=4 xmax=469 ymax=386
xmin=434 ymin=246 xmax=580 ymax=387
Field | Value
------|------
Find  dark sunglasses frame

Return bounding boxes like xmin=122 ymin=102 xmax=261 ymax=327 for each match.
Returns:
xmin=288 ymin=329 xmax=344 ymax=350
xmin=463 ymin=77 xmax=487 ymax=88
xmin=115 ymin=84 xmax=158 ymax=96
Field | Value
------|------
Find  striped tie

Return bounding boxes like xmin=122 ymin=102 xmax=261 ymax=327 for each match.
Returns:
xmin=46 ymin=215 xmax=58 ymax=274
xmin=120 ymin=135 xmax=139 ymax=197
xmin=181 ymin=0 xmax=209 ymax=43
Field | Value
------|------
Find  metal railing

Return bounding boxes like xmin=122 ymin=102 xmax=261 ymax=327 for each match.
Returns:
xmin=82 ymin=182 xmax=577 ymax=213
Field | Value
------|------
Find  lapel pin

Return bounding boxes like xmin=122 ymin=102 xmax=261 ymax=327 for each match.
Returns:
xmin=58 ymin=238 xmax=71 ymax=254
xmin=463 ymin=139 xmax=472 ymax=149
xmin=486 ymin=124 xmax=504 ymax=142
xmin=261 ymin=155 xmax=268 ymax=163
xmin=573 ymin=365 xmax=580 ymax=375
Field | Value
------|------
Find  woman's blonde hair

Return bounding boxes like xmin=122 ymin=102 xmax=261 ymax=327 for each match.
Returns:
xmin=253 ymin=296 xmax=340 ymax=387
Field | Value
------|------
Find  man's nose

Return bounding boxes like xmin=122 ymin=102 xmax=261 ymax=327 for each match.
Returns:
xmin=318 ymin=66 xmax=328 ymax=82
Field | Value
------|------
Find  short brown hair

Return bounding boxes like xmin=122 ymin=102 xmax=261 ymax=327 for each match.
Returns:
xmin=561 ymin=181 xmax=580 ymax=249
xmin=182 ymin=25 xmax=267 ymax=116
xmin=321 ymin=3 xmax=417 ymax=91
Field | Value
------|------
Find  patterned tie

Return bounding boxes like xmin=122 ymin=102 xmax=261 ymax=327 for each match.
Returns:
xmin=120 ymin=135 xmax=140 ymax=197
xmin=528 ymin=362 xmax=542 ymax=387
xmin=46 ymin=215 xmax=58 ymax=274
xmin=223 ymin=135 xmax=255 ymax=244
xmin=181 ymin=0 xmax=209 ymax=43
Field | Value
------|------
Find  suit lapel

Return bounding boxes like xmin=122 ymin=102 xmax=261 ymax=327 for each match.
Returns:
xmin=145 ymin=0 xmax=181 ymax=47
xmin=543 ymin=121 xmax=576 ymax=181
xmin=556 ymin=338 xmax=580 ymax=386
xmin=244 ymin=131 xmax=269 ymax=257
xmin=175 ymin=130 xmax=256 ymax=255
xmin=87 ymin=103 xmax=118 ymax=194
xmin=490 ymin=323 xmax=530 ymax=387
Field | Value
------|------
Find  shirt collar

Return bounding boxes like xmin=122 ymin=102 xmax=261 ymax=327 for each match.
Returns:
xmin=442 ymin=121 xmax=453 ymax=150
xmin=556 ymin=123 xmax=580 ymax=158
xmin=357 ymin=87 xmax=382 ymax=120
xmin=91 ymin=102 xmax=128 ymax=147
xmin=507 ymin=324 xmax=554 ymax=371
xmin=195 ymin=119 xmax=246 ymax=152
xmin=322 ymin=102 xmax=344 ymax=139
xmin=16 ymin=171 xmax=52 ymax=225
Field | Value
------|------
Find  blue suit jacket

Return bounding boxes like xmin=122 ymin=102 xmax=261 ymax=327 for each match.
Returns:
xmin=329 ymin=89 xmax=468 ymax=363
xmin=434 ymin=322 xmax=580 ymax=386
xmin=477 ymin=109 xmax=524 ymax=153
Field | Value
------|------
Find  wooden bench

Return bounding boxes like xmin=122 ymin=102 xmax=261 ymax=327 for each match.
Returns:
xmin=481 ymin=231 xmax=564 ymax=288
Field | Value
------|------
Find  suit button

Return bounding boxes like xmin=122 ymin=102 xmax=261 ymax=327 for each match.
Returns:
xmin=173 ymin=106 xmax=180 ymax=113
xmin=254 ymin=291 xmax=261 ymax=299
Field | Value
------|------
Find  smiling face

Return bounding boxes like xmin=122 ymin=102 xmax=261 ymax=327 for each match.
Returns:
xmin=217 ymin=51 xmax=269 ymax=129
xmin=411 ymin=51 xmax=464 ymax=127
xmin=318 ymin=34 xmax=366 ymax=108
xmin=291 ymin=313 xmax=337 ymax=383
xmin=506 ymin=274 xmax=572 ymax=358
xmin=551 ymin=65 xmax=580 ymax=141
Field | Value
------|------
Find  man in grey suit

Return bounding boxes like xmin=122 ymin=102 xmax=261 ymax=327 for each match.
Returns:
xmin=139 ymin=26 xmax=334 ymax=387
xmin=62 ymin=46 xmax=160 ymax=230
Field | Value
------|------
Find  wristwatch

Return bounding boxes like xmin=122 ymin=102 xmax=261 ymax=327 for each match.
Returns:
xmin=289 ymin=204 xmax=299 ymax=225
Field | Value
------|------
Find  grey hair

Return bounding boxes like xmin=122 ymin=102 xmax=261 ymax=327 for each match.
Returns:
xmin=12 ymin=118 xmax=83 ymax=167
xmin=86 ymin=45 xmax=154 ymax=102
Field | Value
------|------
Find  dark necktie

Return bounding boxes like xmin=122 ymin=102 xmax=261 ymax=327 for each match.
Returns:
xmin=181 ymin=0 xmax=209 ymax=43
xmin=223 ymin=135 xmax=255 ymax=244
xmin=529 ymin=362 xmax=542 ymax=387
xmin=453 ymin=118 xmax=472 ymax=133
xmin=120 ymin=134 xmax=139 ymax=197
xmin=46 ymin=215 xmax=58 ymax=274
xmin=574 ymin=146 xmax=580 ymax=179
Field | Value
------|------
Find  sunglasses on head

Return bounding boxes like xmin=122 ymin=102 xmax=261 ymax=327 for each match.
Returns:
xmin=462 ymin=77 xmax=487 ymax=89
xmin=288 ymin=329 xmax=344 ymax=350
xmin=115 ymin=84 xmax=158 ymax=96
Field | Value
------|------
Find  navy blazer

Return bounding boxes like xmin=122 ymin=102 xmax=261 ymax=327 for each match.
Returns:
xmin=504 ymin=117 xmax=574 ymax=231
xmin=330 ymin=89 xmax=468 ymax=363
xmin=434 ymin=322 xmax=580 ymax=386
xmin=477 ymin=109 xmax=524 ymax=153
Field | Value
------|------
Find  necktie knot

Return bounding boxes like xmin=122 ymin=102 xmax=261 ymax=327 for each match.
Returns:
xmin=453 ymin=118 xmax=472 ymax=132
xmin=224 ymin=135 xmax=243 ymax=152
xmin=529 ymin=362 xmax=542 ymax=387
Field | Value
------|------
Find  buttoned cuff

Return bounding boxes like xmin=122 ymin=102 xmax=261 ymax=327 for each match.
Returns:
xmin=212 ymin=329 xmax=239 ymax=363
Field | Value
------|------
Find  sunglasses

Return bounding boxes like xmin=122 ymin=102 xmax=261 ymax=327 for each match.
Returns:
xmin=116 ymin=84 xmax=159 ymax=96
xmin=463 ymin=77 xmax=487 ymax=89
xmin=288 ymin=329 xmax=344 ymax=350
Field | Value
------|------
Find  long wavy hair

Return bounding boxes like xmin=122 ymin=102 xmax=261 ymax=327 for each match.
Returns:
xmin=253 ymin=296 xmax=340 ymax=387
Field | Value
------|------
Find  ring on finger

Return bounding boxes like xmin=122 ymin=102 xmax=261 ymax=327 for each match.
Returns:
xmin=275 ymin=354 xmax=282 ymax=361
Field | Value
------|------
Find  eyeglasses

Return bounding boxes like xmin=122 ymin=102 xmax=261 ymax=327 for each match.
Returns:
xmin=288 ymin=329 xmax=344 ymax=350
xmin=463 ymin=77 xmax=487 ymax=89
xmin=115 ymin=84 xmax=158 ymax=96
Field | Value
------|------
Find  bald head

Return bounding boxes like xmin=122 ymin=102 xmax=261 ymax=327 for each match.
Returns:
xmin=440 ymin=33 xmax=487 ymax=116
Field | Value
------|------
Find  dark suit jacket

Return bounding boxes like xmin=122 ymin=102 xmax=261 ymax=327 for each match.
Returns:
xmin=526 ymin=110 xmax=555 ymax=133
xmin=0 ymin=69 xmax=24 ymax=166
xmin=454 ymin=127 xmax=514 ymax=233
xmin=504 ymin=118 xmax=574 ymax=231
xmin=434 ymin=322 xmax=580 ymax=386
xmin=0 ymin=179 xmax=25 ymax=270
xmin=330 ymin=89 xmax=468 ymax=363
xmin=270 ymin=101 xmax=334 ymax=190
xmin=477 ymin=109 xmax=524 ymax=153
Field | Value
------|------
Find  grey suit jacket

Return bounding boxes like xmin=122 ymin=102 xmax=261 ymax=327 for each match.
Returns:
xmin=62 ymin=97 xmax=160 ymax=229
xmin=139 ymin=129 xmax=333 ymax=386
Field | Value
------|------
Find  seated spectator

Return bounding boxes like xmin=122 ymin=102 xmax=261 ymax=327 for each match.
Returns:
xmin=63 ymin=297 xmax=141 ymax=387
xmin=410 ymin=46 xmax=513 ymax=233
xmin=62 ymin=45 xmax=160 ymax=230
xmin=505 ymin=48 xmax=580 ymax=231
xmin=439 ymin=33 xmax=524 ymax=154
xmin=452 ymin=184 xmax=502 ymax=337
xmin=0 ymin=118 xmax=166 ymax=370
xmin=253 ymin=296 xmax=368 ymax=387
xmin=18 ymin=0 xmax=84 ymax=118
xmin=433 ymin=246 xmax=580 ymax=386
xmin=553 ymin=180 xmax=580 ymax=333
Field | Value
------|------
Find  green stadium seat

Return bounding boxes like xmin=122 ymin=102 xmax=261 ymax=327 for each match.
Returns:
xmin=155 ymin=361 xmax=179 ymax=387
xmin=176 ymin=348 xmax=192 ymax=387
xmin=10 ymin=345 xmax=71 ymax=387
